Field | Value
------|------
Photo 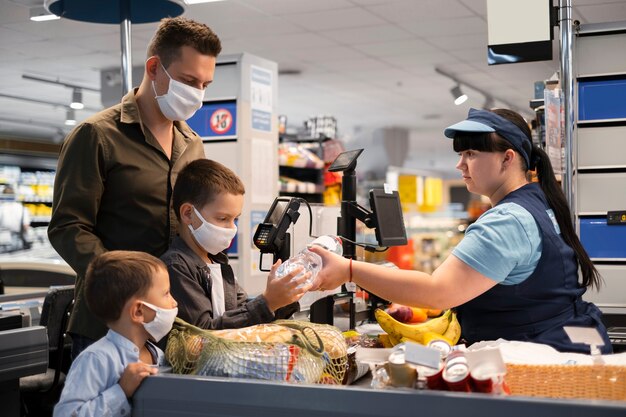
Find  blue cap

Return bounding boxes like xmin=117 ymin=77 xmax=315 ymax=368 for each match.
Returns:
xmin=444 ymin=108 xmax=531 ymax=167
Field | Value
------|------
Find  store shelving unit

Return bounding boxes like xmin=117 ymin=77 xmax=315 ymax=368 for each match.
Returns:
xmin=278 ymin=134 xmax=327 ymax=203
xmin=0 ymin=156 xmax=56 ymax=253
xmin=574 ymin=25 xmax=626 ymax=339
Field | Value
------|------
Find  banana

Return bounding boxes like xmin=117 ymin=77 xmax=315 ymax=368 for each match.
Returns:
xmin=378 ymin=333 xmax=393 ymax=348
xmin=422 ymin=331 xmax=454 ymax=347
xmin=441 ymin=311 xmax=461 ymax=345
xmin=375 ymin=309 xmax=452 ymax=344
xmin=388 ymin=333 xmax=402 ymax=346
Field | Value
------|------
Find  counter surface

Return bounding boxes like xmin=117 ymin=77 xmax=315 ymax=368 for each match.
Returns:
xmin=133 ymin=373 xmax=626 ymax=417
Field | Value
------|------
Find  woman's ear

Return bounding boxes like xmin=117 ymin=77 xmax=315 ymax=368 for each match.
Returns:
xmin=502 ymin=149 xmax=516 ymax=168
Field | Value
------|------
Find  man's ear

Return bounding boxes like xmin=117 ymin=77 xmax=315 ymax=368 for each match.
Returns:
xmin=146 ymin=56 xmax=159 ymax=81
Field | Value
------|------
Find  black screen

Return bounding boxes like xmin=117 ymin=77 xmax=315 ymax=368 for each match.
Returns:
xmin=370 ymin=189 xmax=408 ymax=247
xmin=328 ymin=149 xmax=363 ymax=172
xmin=268 ymin=200 xmax=288 ymax=226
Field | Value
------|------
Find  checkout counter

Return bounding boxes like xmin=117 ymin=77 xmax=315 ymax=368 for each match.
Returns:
xmin=0 ymin=246 xmax=75 ymax=416
xmin=135 ymin=149 xmax=625 ymax=416
xmin=134 ymin=372 xmax=626 ymax=417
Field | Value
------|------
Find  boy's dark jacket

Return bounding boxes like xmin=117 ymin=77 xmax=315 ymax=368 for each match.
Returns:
xmin=161 ymin=236 xmax=298 ymax=330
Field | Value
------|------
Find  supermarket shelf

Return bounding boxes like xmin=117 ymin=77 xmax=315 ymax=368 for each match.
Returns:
xmin=30 ymin=216 xmax=51 ymax=223
xmin=19 ymin=199 xmax=53 ymax=204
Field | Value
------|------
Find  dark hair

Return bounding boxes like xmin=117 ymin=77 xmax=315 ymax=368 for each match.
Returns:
xmin=173 ymin=159 xmax=245 ymax=221
xmin=85 ymin=251 xmax=166 ymax=323
xmin=453 ymin=108 xmax=601 ymax=290
xmin=147 ymin=17 xmax=222 ymax=67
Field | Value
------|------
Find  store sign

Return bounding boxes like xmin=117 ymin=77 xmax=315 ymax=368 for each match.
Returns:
xmin=187 ymin=100 xmax=237 ymax=140
xmin=250 ymin=65 xmax=273 ymax=132
xmin=210 ymin=108 xmax=233 ymax=135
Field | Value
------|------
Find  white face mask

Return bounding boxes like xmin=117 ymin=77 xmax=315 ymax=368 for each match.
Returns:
xmin=141 ymin=301 xmax=178 ymax=342
xmin=152 ymin=61 xmax=204 ymax=121
xmin=188 ymin=207 xmax=237 ymax=255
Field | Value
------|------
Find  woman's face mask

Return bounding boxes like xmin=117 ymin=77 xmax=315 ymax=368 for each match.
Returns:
xmin=141 ymin=301 xmax=178 ymax=342
xmin=188 ymin=207 xmax=237 ymax=255
xmin=152 ymin=60 xmax=204 ymax=121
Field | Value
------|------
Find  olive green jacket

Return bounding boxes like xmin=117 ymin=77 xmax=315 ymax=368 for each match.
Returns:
xmin=48 ymin=90 xmax=205 ymax=340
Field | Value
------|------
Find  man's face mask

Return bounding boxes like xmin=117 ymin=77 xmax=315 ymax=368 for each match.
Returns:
xmin=152 ymin=60 xmax=204 ymax=121
xmin=188 ymin=207 xmax=237 ymax=255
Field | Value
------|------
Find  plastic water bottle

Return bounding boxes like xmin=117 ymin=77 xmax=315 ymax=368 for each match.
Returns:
xmin=276 ymin=235 xmax=343 ymax=289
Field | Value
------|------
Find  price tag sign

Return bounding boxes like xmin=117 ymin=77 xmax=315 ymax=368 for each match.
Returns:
xmin=563 ymin=326 xmax=605 ymax=346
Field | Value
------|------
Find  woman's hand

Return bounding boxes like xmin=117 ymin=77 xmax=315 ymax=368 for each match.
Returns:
xmin=307 ymin=245 xmax=350 ymax=291
xmin=263 ymin=260 xmax=312 ymax=312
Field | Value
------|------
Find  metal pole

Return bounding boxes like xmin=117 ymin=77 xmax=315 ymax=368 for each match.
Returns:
xmin=560 ymin=0 xmax=575 ymax=223
xmin=120 ymin=0 xmax=133 ymax=95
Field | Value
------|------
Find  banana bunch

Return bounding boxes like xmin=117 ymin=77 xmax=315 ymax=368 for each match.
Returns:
xmin=375 ymin=308 xmax=461 ymax=346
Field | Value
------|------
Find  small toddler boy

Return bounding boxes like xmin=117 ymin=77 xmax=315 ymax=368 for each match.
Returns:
xmin=54 ymin=250 xmax=178 ymax=417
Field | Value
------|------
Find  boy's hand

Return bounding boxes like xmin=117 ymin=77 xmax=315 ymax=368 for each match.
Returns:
xmin=263 ymin=260 xmax=312 ymax=312
xmin=119 ymin=362 xmax=157 ymax=398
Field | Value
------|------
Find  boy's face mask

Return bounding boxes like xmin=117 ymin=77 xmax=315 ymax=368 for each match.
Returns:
xmin=189 ymin=206 xmax=237 ymax=255
xmin=152 ymin=60 xmax=204 ymax=121
xmin=141 ymin=301 xmax=178 ymax=342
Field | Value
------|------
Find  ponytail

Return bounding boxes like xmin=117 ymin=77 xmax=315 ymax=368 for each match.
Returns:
xmin=532 ymin=146 xmax=602 ymax=289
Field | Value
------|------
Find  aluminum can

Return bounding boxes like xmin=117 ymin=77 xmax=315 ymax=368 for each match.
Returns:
xmin=442 ymin=350 xmax=471 ymax=392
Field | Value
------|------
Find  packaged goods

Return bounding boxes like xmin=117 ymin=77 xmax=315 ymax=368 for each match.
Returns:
xmin=166 ymin=318 xmax=348 ymax=385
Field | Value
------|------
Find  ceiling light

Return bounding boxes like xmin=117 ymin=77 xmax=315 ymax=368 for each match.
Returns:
xmin=65 ymin=109 xmax=77 ymax=126
xmin=451 ymin=85 xmax=468 ymax=106
xmin=184 ymin=0 xmax=227 ymax=4
xmin=29 ymin=6 xmax=60 ymax=22
xmin=70 ymin=88 xmax=84 ymax=110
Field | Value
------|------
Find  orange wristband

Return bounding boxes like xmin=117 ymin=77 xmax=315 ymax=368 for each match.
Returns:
xmin=349 ymin=258 xmax=353 ymax=282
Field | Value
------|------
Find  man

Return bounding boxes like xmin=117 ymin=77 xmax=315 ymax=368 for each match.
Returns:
xmin=48 ymin=17 xmax=221 ymax=358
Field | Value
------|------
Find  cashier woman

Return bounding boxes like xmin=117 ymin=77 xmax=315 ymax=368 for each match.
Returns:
xmin=311 ymin=108 xmax=612 ymax=354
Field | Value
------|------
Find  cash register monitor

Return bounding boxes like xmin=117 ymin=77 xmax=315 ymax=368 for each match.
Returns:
xmin=369 ymin=189 xmax=408 ymax=247
xmin=328 ymin=149 xmax=364 ymax=172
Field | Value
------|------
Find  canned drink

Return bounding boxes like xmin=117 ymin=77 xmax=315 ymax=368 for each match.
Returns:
xmin=469 ymin=364 xmax=494 ymax=393
xmin=417 ymin=362 xmax=446 ymax=391
xmin=442 ymin=350 xmax=471 ymax=392
xmin=427 ymin=339 xmax=452 ymax=360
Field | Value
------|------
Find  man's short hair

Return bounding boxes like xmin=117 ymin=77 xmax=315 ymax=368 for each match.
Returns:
xmin=173 ymin=159 xmax=245 ymax=220
xmin=85 ymin=251 xmax=166 ymax=324
xmin=147 ymin=17 xmax=222 ymax=67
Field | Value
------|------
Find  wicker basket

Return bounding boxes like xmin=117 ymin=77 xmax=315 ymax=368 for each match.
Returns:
xmin=505 ymin=363 xmax=626 ymax=401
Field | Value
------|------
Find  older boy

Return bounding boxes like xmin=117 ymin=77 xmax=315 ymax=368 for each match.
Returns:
xmin=54 ymin=251 xmax=178 ymax=417
xmin=161 ymin=159 xmax=309 ymax=329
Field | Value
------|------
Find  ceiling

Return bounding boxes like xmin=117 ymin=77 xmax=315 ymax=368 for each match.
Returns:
xmin=0 ymin=0 xmax=625 ymax=171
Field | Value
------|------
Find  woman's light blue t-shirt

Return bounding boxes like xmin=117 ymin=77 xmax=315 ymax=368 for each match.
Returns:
xmin=451 ymin=202 xmax=543 ymax=285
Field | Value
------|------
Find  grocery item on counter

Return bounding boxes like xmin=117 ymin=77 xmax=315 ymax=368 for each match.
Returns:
xmin=166 ymin=318 xmax=348 ymax=385
xmin=386 ymin=303 xmax=428 ymax=324
xmin=375 ymin=308 xmax=460 ymax=346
